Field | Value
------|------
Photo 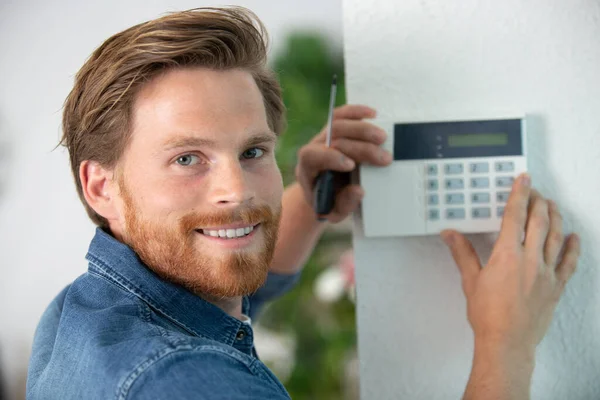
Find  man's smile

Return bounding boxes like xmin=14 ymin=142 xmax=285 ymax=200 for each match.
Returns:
xmin=196 ymin=223 xmax=261 ymax=240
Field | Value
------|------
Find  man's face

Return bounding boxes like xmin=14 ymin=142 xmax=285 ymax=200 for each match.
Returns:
xmin=111 ymin=67 xmax=283 ymax=299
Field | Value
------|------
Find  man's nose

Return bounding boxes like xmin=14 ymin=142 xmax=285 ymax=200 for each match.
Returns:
xmin=207 ymin=159 xmax=255 ymax=207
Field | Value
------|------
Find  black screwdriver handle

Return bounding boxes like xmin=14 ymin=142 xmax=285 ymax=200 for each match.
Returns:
xmin=314 ymin=170 xmax=336 ymax=219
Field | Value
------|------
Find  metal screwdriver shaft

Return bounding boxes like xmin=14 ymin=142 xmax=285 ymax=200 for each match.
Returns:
xmin=325 ymin=75 xmax=337 ymax=147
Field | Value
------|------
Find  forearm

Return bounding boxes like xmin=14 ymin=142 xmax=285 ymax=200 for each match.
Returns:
xmin=269 ymin=182 xmax=327 ymax=274
xmin=463 ymin=340 xmax=535 ymax=400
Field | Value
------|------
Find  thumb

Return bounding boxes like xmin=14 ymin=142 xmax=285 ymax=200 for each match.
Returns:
xmin=441 ymin=230 xmax=482 ymax=297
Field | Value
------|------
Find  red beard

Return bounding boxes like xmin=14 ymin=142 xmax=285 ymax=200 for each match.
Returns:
xmin=120 ymin=181 xmax=281 ymax=298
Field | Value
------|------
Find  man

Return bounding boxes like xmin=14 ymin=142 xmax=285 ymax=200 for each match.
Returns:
xmin=26 ymin=7 xmax=580 ymax=400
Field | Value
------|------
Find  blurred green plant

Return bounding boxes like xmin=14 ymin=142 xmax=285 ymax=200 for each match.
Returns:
xmin=272 ymin=33 xmax=345 ymax=186
xmin=258 ymin=32 xmax=358 ymax=400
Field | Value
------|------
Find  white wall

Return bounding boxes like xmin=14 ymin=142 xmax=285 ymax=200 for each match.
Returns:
xmin=0 ymin=1 xmax=341 ymax=398
xmin=345 ymin=0 xmax=600 ymax=399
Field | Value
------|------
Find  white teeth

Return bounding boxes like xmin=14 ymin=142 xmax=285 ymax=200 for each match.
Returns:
xmin=201 ymin=225 xmax=256 ymax=239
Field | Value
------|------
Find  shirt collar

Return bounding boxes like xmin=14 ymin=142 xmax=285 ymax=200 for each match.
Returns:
xmin=85 ymin=227 xmax=254 ymax=350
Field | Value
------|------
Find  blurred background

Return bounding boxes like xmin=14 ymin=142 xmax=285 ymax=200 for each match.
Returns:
xmin=0 ymin=1 xmax=361 ymax=399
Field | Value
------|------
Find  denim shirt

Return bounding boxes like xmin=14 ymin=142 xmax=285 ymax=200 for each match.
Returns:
xmin=27 ymin=228 xmax=299 ymax=399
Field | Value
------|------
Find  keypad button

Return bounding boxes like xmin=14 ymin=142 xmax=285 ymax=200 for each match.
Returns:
xmin=470 ymin=162 xmax=489 ymax=173
xmin=427 ymin=179 xmax=439 ymax=190
xmin=446 ymin=208 xmax=466 ymax=219
xmin=428 ymin=194 xmax=439 ymax=205
xmin=496 ymin=191 xmax=510 ymax=203
xmin=470 ymin=177 xmax=490 ymax=189
xmin=495 ymin=161 xmax=515 ymax=172
xmin=428 ymin=209 xmax=440 ymax=220
xmin=496 ymin=176 xmax=514 ymax=188
xmin=471 ymin=193 xmax=491 ymax=203
xmin=444 ymin=163 xmax=463 ymax=174
xmin=445 ymin=178 xmax=464 ymax=190
xmin=445 ymin=193 xmax=465 ymax=205
xmin=426 ymin=164 xmax=438 ymax=175
xmin=472 ymin=207 xmax=491 ymax=219
xmin=497 ymin=206 xmax=505 ymax=217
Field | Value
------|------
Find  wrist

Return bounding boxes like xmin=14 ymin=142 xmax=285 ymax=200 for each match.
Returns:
xmin=473 ymin=336 xmax=536 ymax=373
xmin=464 ymin=339 xmax=535 ymax=400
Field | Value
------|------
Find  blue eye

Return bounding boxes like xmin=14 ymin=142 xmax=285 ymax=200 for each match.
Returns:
xmin=242 ymin=148 xmax=264 ymax=160
xmin=176 ymin=154 xmax=199 ymax=166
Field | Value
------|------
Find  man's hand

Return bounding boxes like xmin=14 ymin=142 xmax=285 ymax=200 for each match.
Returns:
xmin=441 ymin=173 xmax=581 ymax=399
xmin=295 ymin=104 xmax=392 ymax=223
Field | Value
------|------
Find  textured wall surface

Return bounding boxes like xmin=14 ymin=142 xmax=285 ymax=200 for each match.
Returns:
xmin=343 ymin=1 xmax=600 ymax=399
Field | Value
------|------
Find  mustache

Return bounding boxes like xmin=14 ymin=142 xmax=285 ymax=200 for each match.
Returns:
xmin=179 ymin=205 xmax=278 ymax=232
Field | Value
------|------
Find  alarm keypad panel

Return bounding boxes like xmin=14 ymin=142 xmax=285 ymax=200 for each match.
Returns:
xmin=423 ymin=156 xmax=526 ymax=234
xmin=361 ymin=118 xmax=528 ymax=237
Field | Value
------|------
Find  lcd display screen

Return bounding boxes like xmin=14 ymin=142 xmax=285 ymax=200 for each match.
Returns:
xmin=448 ymin=133 xmax=508 ymax=147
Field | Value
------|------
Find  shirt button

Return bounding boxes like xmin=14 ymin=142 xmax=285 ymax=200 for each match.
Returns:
xmin=236 ymin=330 xmax=245 ymax=340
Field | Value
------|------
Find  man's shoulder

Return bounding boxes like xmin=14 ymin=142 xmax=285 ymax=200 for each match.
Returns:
xmin=28 ymin=272 xmax=289 ymax=399
xmin=27 ymin=273 xmax=215 ymax=398
xmin=32 ymin=269 xmax=205 ymax=356
xmin=53 ymin=270 xmax=174 ymax=342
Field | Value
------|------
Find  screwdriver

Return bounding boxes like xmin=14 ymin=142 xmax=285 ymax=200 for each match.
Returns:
xmin=314 ymin=74 xmax=338 ymax=220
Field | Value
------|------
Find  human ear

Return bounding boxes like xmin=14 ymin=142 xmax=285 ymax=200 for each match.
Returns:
xmin=79 ymin=160 xmax=121 ymax=222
